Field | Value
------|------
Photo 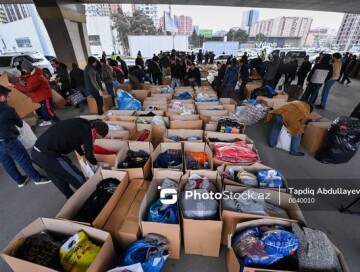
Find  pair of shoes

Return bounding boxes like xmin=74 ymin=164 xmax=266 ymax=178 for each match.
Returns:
xmin=290 ymin=152 xmax=305 ymax=156
xmin=34 ymin=177 xmax=52 ymax=185
xmin=315 ymin=104 xmax=325 ymax=109
xmin=39 ymin=121 xmax=52 ymax=127
xmin=18 ymin=175 xmax=30 ymax=188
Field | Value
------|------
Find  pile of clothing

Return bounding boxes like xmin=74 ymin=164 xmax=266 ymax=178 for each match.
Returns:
xmin=213 ymin=141 xmax=258 ymax=164
xmin=108 ymin=124 xmax=124 ymax=131
xmin=195 ymin=93 xmax=219 ymax=102
xmin=220 ymin=167 xmax=285 ymax=188
xmin=217 ymin=118 xmax=245 ymax=134
xmin=171 ymin=101 xmax=193 ymax=115
xmin=236 ymin=100 xmax=270 ymax=126
xmin=116 ymin=90 xmax=142 ymax=111
xmin=169 ymin=135 xmax=200 ymax=142
xmin=133 ymin=130 xmax=151 ymax=142
xmin=93 ymin=145 xmax=117 ymax=155
xmin=174 ymin=92 xmax=193 ymax=100
xmin=12 ymin=230 xmax=100 ymax=272
xmin=180 ymin=173 xmax=219 ymax=220
xmin=185 ymin=151 xmax=209 ymax=170
xmin=74 ymin=178 xmax=120 ymax=223
xmin=222 ymin=189 xmax=289 ymax=219
xmin=154 ymin=150 xmax=183 ymax=170
xmin=148 ymin=179 xmax=179 ymax=224
xmin=118 ymin=150 xmax=149 ymax=168
xmin=160 ymin=86 xmax=173 ymax=93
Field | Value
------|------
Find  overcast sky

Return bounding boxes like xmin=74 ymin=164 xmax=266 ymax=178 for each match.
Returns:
xmin=122 ymin=4 xmax=344 ymax=31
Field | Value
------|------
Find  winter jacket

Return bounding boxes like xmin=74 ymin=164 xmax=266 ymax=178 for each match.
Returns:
xmin=84 ymin=64 xmax=102 ymax=94
xmin=346 ymin=59 xmax=357 ymax=73
xmin=147 ymin=60 xmax=162 ymax=75
xmin=159 ymin=56 xmax=170 ymax=68
xmin=101 ymin=64 xmax=115 ymax=84
xmin=307 ymin=61 xmax=332 ymax=84
xmin=329 ymin=58 xmax=342 ymax=81
xmin=188 ymin=67 xmax=201 ymax=85
xmin=240 ymin=64 xmax=249 ymax=81
xmin=118 ymin=58 xmax=128 ymax=77
xmin=297 ymin=60 xmax=312 ymax=78
xmin=170 ymin=63 xmax=182 ymax=79
xmin=56 ymin=63 xmax=71 ymax=89
xmin=14 ymin=67 xmax=52 ymax=103
xmin=263 ymin=60 xmax=280 ymax=81
xmin=220 ymin=66 xmax=239 ymax=89
xmin=70 ymin=67 xmax=85 ymax=89
xmin=0 ymin=102 xmax=22 ymax=140
xmin=135 ymin=57 xmax=145 ymax=69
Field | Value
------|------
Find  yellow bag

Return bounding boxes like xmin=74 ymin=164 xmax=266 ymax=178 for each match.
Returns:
xmin=60 ymin=230 xmax=100 ymax=272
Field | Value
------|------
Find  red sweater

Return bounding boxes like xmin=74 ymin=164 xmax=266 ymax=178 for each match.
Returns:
xmin=14 ymin=68 xmax=52 ymax=103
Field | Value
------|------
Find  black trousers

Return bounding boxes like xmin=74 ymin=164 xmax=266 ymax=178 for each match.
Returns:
xmin=32 ymin=148 xmax=85 ymax=198
xmin=152 ymin=73 xmax=163 ymax=85
xmin=91 ymin=91 xmax=104 ymax=115
xmin=239 ymin=79 xmax=249 ymax=100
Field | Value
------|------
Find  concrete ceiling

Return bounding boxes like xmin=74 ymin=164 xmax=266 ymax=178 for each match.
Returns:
xmin=0 ymin=0 xmax=358 ymax=14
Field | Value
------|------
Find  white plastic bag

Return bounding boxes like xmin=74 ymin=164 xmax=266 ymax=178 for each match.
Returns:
xmin=276 ymin=126 xmax=291 ymax=152
xmin=17 ymin=121 xmax=37 ymax=149
xmin=107 ymin=263 xmax=144 ymax=272
xmin=79 ymin=159 xmax=101 ymax=177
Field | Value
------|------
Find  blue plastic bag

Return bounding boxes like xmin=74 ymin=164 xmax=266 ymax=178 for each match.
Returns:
xmin=147 ymin=199 xmax=178 ymax=224
xmin=257 ymin=170 xmax=284 ymax=188
xmin=265 ymin=85 xmax=277 ymax=97
xmin=175 ymin=92 xmax=192 ymax=100
xmin=116 ymin=89 xmax=142 ymax=110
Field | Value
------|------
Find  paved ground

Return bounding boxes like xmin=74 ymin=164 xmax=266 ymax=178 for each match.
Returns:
xmin=0 ymin=80 xmax=359 ymax=271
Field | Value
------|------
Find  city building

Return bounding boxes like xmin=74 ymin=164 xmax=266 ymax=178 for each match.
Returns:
xmin=241 ymin=9 xmax=259 ymax=34
xmin=305 ymin=28 xmax=338 ymax=48
xmin=110 ymin=4 xmax=122 ymax=15
xmin=1 ymin=4 xmax=30 ymax=23
xmin=335 ymin=14 xmax=360 ymax=51
xmin=0 ymin=6 xmax=7 ymax=24
xmin=178 ymin=15 xmax=193 ymax=36
xmin=249 ymin=16 xmax=313 ymax=47
xmin=192 ymin=25 xmax=200 ymax=34
xmin=85 ymin=4 xmax=111 ymax=17
xmin=213 ymin=30 xmax=227 ymax=37
xmin=131 ymin=4 xmax=159 ymax=28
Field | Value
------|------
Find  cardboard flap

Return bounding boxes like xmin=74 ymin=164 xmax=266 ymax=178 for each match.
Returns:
xmin=170 ymin=120 xmax=203 ymax=129
xmin=170 ymin=114 xmax=200 ymax=121
xmin=134 ymin=110 xmax=165 ymax=116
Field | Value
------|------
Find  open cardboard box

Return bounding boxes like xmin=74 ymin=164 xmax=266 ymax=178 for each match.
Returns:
xmin=220 ymin=188 xmax=306 ymax=245
xmin=164 ymin=129 xmax=204 ymax=143
xmin=150 ymin=93 xmax=173 ymax=101
xmin=149 ymin=85 xmax=171 ymax=93
xmin=139 ymin=171 xmax=183 ymax=259
xmin=308 ymin=111 xmax=332 ymax=122
xmin=169 ymin=101 xmax=196 ymax=110
xmin=197 ymin=104 xmax=225 ymax=110
xmin=87 ymin=95 xmax=114 ymax=114
xmin=245 ymin=81 xmax=262 ymax=99
xmin=162 ymin=77 xmax=171 ymax=85
xmin=134 ymin=110 xmax=165 ymax=116
xmin=115 ymin=83 xmax=131 ymax=92
xmin=151 ymin=142 xmax=183 ymax=174
xmin=199 ymin=110 xmax=229 ymax=124
xmin=136 ymin=116 xmax=170 ymax=127
xmin=130 ymin=89 xmax=150 ymax=102
xmin=1 ymin=218 xmax=116 ymax=272
xmin=143 ymin=104 xmax=168 ymax=111
xmin=204 ymin=122 xmax=218 ymax=132
xmin=179 ymin=170 xmax=223 ymax=257
xmin=23 ymin=113 xmax=37 ymax=127
xmin=80 ymin=115 xmax=106 ymax=121
xmin=301 ymin=122 xmax=332 ymax=154
xmin=174 ymin=86 xmax=194 ymax=93
xmin=103 ymin=179 xmax=149 ymax=250
xmin=140 ymin=82 xmax=152 ymax=90
xmin=195 ymin=101 xmax=220 ymax=106
xmin=115 ymin=141 xmax=153 ymax=180
xmin=198 ymin=86 xmax=214 ymax=91
xmin=220 ymin=98 xmax=237 ymax=113
xmin=56 ymin=170 xmax=129 ymax=229
xmin=184 ymin=142 xmax=213 ymax=172
xmin=105 ymin=121 xmax=137 ymax=138
xmin=108 ymin=116 xmax=137 ymax=122
xmin=257 ymin=95 xmax=288 ymax=110
xmin=144 ymin=96 xmax=168 ymax=102
xmin=165 ymin=108 xmax=196 ymax=117
xmin=170 ymin=119 xmax=203 ymax=129
xmin=51 ymin=89 xmax=67 ymax=110
xmin=131 ymin=128 xmax=153 ymax=143
xmin=169 ymin=114 xmax=200 ymax=121
xmin=205 ymin=132 xmax=252 ymax=146
xmin=217 ymin=163 xmax=288 ymax=192
xmin=104 ymin=110 xmax=135 ymax=117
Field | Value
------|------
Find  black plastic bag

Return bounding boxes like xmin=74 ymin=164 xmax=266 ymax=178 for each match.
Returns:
xmin=316 ymin=116 xmax=360 ymax=164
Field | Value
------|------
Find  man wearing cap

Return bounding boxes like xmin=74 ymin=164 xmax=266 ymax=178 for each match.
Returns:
xmin=0 ymin=85 xmax=51 ymax=187
xmin=9 ymin=60 xmax=59 ymax=127
xmin=31 ymin=118 xmax=109 ymax=198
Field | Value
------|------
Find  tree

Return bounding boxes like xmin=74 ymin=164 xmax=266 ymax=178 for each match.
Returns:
xmin=226 ymin=29 xmax=248 ymax=43
xmin=190 ymin=29 xmax=200 ymax=48
xmin=256 ymin=33 xmax=267 ymax=43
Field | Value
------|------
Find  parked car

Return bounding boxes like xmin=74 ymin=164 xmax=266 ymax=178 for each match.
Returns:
xmin=285 ymin=50 xmax=307 ymax=68
xmin=214 ymin=54 xmax=232 ymax=63
xmin=0 ymin=52 xmax=54 ymax=79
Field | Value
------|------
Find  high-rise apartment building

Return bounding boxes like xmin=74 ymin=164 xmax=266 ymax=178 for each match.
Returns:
xmin=335 ymin=14 xmax=360 ymax=51
xmin=0 ymin=6 xmax=7 ymax=24
xmin=1 ymin=4 xmax=30 ymax=23
xmin=110 ymin=4 xmax=122 ymax=14
xmin=178 ymin=15 xmax=193 ymax=36
xmin=85 ymin=4 xmax=111 ymax=17
xmin=131 ymin=4 xmax=159 ymax=28
xmin=241 ymin=9 xmax=259 ymax=33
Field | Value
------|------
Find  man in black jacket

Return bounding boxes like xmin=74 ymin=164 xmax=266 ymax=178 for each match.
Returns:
xmin=159 ymin=53 xmax=170 ymax=77
xmin=239 ymin=59 xmax=250 ymax=100
xmin=116 ymin=56 xmax=129 ymax=79
xmin=31 ymin=118 xmax=109 ymax=198
xmin=170 ymin=58 xmax=182 ymax=88
xmin=0 ymin=86 xmax=50 ymax=187
xmin=187 ymin=63 xmax=201 ymax=87
xmin=297 ymin=56 xmax=312 ymax=87
xmin=147 ymin=59 xmax=162 ymax=85
xmin=52 ymin=60 xmax=71 ymax=98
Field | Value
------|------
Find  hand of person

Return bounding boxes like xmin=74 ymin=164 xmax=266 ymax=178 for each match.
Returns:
xmin=99 ymin=90 xmax=103 ymax=97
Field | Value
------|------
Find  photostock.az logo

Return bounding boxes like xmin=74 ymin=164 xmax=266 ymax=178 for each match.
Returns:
xmin=158 ymin=186 xmax=178 ymax=204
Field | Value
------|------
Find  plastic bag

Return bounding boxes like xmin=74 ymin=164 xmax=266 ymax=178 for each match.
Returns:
xmin=151 ymin=116 xmax=165 ymax=126
xmin=276 ymin=126 xmax=291 ymax=152
xmin=257 ymin=170 xmax=284 ymax=188
xmin=241 ymin=101 xmax=269 ymax=125
xmin=180 ymin=189 xmax=219 ymax=219
xmin=79 ymin=159 xmax=102 ymax=177
xmin=107 ymin=263 xmax=144 ymax=272
xmin=174 ymin=92 xmax=192 ymax=100
xmin=116 ymin=90 xmax=142 ymax=110
xmin=60 ymin=230 xmax=100 ymax=272
xmin=213 ymin=142 xmax=258 ymax=163
xmin=17 ymin=121 xmax=37 ymax=149
xmin=147 ymin=199 xmax=178 ymax=224
xmin=316 ymin=116 xmax=360 ymax=164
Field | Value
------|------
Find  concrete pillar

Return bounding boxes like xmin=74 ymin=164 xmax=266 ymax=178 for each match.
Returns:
xmin=33 ymin=0 xmax=91 ymax=68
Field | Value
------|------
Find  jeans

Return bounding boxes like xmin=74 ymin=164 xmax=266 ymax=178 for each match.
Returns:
xmin=171 ymin=78 xmax=181 ymax=88
xmin=269 ymin=115 xmax=302 ymax=153
xmin=40 ymin=98 xmax=59 ymax=122
xmin=300 ymin=82 xmax=322 ymax=104
xmin=90 ymin=91 xmax=104 ymax=115
xmin=0 ymin=139 xmax=41 ymax=183
xmin=320 ymin=79 xmax=336 ymax=108
xmin=105 ymin=83 xmax=114 ymax=97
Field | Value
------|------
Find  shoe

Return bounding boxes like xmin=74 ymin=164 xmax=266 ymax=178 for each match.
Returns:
xmin=34 ymin=177 xmax=52 ymax=185
xmin=39 ymin=121 xmax=52 ymax=127
xmin=290 ymin=152 xmax=305 ymax=156
xmin=346 ymin=81 xmax=351 ymax=85
xmin=315 ymin=104 xmax=325 ymax=109
xmin=18 ymin=175 xmax=30 ymax=188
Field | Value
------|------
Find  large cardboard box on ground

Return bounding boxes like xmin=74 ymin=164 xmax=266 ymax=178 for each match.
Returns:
xmin=245 ymin=81 xmax=262 ymax=98
xmin=115 ymin=83 xmax=131 ymax=92
xmin=105 ymin=121 xmax=137 ymax=138
xmin=140 ymin=82 xmax=152 ymax=90
xmin=56 ymin=170 xmax=129 ymax=229
xmin=134 ymin=110 xmax=165 ymax=116
xmin=52 ymin=89 xmax=67 ymax=110
xmin=115 ymin=141 xmax=153 ymax=180
xmin=0 ymin=75 xmax=40 ymax=118
xmin=170 ymin=119 xmax=203 ymax=129
xmin=163 ymin=129 xmax=204 ymax=143
xmin=151 ymin=142 xmax=183 ymax=174
xmin=103 ymin=179 xmax=149 ymax=250
xmin=220 ymin=188 xmax=306 ymax=245
xmin=301 ymin=122 xmax=332 ymax=154
xmin=165 ymin=108 xmax=196 ymax=117
xmin=217 ymin=163 xmax=288 ymax=192
xmin=140 ymin=171 xmax=183 ymax=259
xmin=196 ymin=104 xmax=225 ymax=110
xmin=220 ymin=98 xmax=237 ymax=113
xmin=257 ymin=94 xmax=289 ymax=110
xmin=226 ymin=218 xmax=350 ymax=272
xmin=104 ymin=110 xmax=135 ymax=117
xmin=130 ymin=89 xmax=150 ymax=102
xmin=180 ymin=170 xmax=223 ymax=257
xmin=169 ymin=114 xmax=200 ymax=121
xmin=183 ymin=142 xmax=213 ymax=172
xmin=88 ymin=95 xmax=114 ymax=114
xmin=1 ymin=218 xmax=117 ymax=272
xmin=22 ymin=113 xmax=37 ymax=127
xmin=199 ymin=109 xmax=229 ymax=124
xmin=149 ymin=85 xmax=170 ymax=93
xmin=150 ymin=93 xmax=173 ymax=101
xmin=308 ymin=111 xmax=332 ymax=122
xmin=162 ymin=77 xmax=171 ymax=85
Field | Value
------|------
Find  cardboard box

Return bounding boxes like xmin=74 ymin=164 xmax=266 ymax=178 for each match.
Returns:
xmin=205 ymin=132 xmax=253 ymax=146
xmin=220 ymin=188 xmax=306 ymax=245
xmin=139 ymin=171 xmax=183 ymax=259
xmin=179 ymin=170 xmax=223 ymax=257
xmin=257 ymin=95 xmax=288 ymax=110
xmin=115 ymin=141 xmax=153 ymax=180
xmin=52 ymin=89 xmax=67 ymax=110
xmin=164 ymin=129 xmax=204 ymax=143
xmin=104 ymin=110 xmax=135 ymax=117
xmin=174 ymin=86 xmax=194 ymax=93
xmin=103 ymin=179 xmax=149 ymax=250
xmin=217 ymin=163 xmax=288 ymax=192
xmin=184 ymin=142 xmax=213 ymax=172
xmin=131 ymin=128 xmax=153 ymax=143
xmin=249 ymin=68 xmax=262 ymax=79
xmin=80 ymin=115 xmax=106 ymax=121
xmin=140 ymin=82 xmax=152 ymax=90
xmin=195 ymin=101 xmax=220 ymax=106
xmin=56 ymin=170 xmax=129 ymax=228
xmin=136 ymin=116 xmax=170 ymax=127
xmin=162 ymin=77 xmax=171 ymax=85
xmin=204 ymin=123 xmax=218 ymax=132
xmin=198 ymin=86 xmax=214 ymax=91
xmin=197 ymin=104 xmax=225 ymax=110
xmin=1 ymin=218 xmax=116 ymax=272
xmin=106 ymin=129 xmax=130 ymax=140
xmin=105 ymin=121 xmax=137 ymax=138
xmin=87 ymin=95 xmax=114 ymax=114
xmin=108 ymin=116 xmax=137 ymax=122
xmin=22 ymin=113 xmax=37 ymax=127
xmin=199 ymin=110 xmax=229 ymax=124
xmin=245 ymin=81 xmax=262 ymax=99
xmin=165 ymin=108 xmax=196 ymax=117
xmin=130 ymin=90 xmax=150 ymax=102
xmin=115 ymin=83 xmax=131 ymax=92
xmin=150 ymin=93 xmax=173 ymax=101
xmin=308 ymin=111 xmax=332 ymax=122
xmin=301 ymin=122 xmax=332 ymax=154
xmin=220 ymin=98 xmax=237 ymax=113
xmin=170 ymin=119 xmax=203 ymax=129
xmin=169 ymin=114 xmax=200 ymax=121
xmin=149 ymin=85 xmax=171 ymax=93
xmin=143 ymin=104 xmax=168 ymax=111
xmin=134 ymin=110 xmax=164 ymax=116
xmin=151 ymin=142 xmax=183 ymax=174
